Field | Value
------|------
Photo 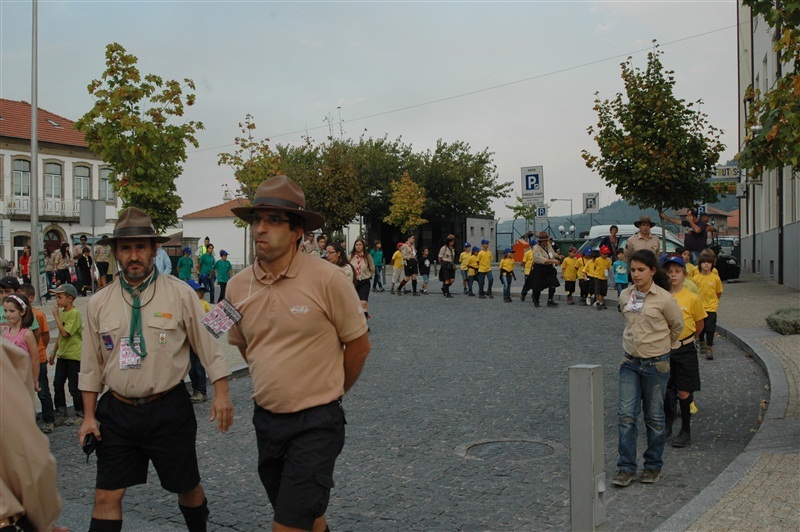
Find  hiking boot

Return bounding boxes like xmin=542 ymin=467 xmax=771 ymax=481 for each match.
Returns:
xmin=390 ymin=289 xmax=395 ymax=294
xmin=504 ymin=297 xmax=512 ymax=303
xmin=54 ymin=416 xmax=69 ymax=427
xmin=488 ymin=292 xmax=494 ymax=299
xmin=520 ymin=293 xmax=526 ymax=302
xmin=533 ymin=301 xmax=540 ymax=308
xmin=468 ymin=292 xmax=475 ymax=297
xmin=397 ymin=289 xmax=402 ymax=296
xmin=413 ymin=292 xmax=420 ymax=296
xmin=379 ymin=288 xmax=385 ymax=292
xmin=479 ymin=294 xmax=486 ymax=299
xmin=191 ymin=392 xmax=207 ymax=403
xmin=640 ymin=469 xmax=662 ymax=484
xmin=445 ymin=293 xmax=454 ymax=299
xmin=699 ymin=342 xmax=707 ymax=355
xmin=547 ymin=300 xmax=558 ymax=307
xmin=672 ymin=431 xmax=691 ymax=448
xmin=64 ymin=417 xmax=82 ymax=426
xmin=611 ymin=470 xmax=635 ymax=487
xmin=567 ymin=296 xmax=574 ymax=305
xmin=706 ymin=346 xmax=714 ymax=360
xmin=40 ymin=422 xmax=54 ymax=434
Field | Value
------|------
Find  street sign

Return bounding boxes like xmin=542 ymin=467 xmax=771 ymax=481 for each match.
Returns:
xmin=80 ymin=199 xmax=106 ymax=228
xmin=710 ymin=217 xmax=716 ymax=227
xmin=522 ymin=196 xmax=537 ymax=206
xmin=536 ymin=206 xmax=547 ymax=219
xmin=583 ymin=193 xmax=599 ymax=214
xmin=715 ymin=165 xmax=740 ymax=179
xmin=697 ymin=204 xmax=708 ymax=215
xmin=521 ymin=166 xmax=545 ymax=200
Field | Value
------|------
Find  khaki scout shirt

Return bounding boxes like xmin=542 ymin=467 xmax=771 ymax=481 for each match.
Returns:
xmin=227 ymin=251 xmax=368 ymax=414
xmin=623 ymin=232 xmax=661 ymax=262
xmin=619 ymin=283 xmax=683 ymax=358
xmin=438 ymin=245 xmax=454 ymax=263
xmin=0 ymin=340 xmax=62 ymax=531
xmin=79 ymin=273 xmax=230 ymax=397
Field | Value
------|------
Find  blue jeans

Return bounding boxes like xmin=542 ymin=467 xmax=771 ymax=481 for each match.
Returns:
xmin=501 ymin=273 xmax=512 ymax=298
xmin=189 ymin=352 xmax=207 ymax=395
xmin=617 ymin=355 xmax=670 ymax=473
xmin=200 ymin=273 xmax=215 ymax=303
xmin=478 ymin=271 xmax=494 ymax=295
xmin=38 ymin=361 xmax=55 ymax=423
xmin=373 ymin=266 xmax=383 ymax=289
xmin=616 ymin=282 xmax=628 ymax=297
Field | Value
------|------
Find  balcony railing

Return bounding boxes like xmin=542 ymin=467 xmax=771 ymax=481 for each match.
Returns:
xmin=2 ymin=195 xmax=83 ymax=218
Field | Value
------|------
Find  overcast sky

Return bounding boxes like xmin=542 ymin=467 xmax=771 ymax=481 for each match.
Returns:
xmin=1 ymin=0 xmax=740 ymax=219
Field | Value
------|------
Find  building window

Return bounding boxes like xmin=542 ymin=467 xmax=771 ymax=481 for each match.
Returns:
xmin=99 ymin=168 xmax=115 ymax=202
xmin=75 ymin=166 xmax=91 ymax=200
xmin=13 ymin=159 xmax=31 ymax=196
xmin=45 ymin=162 xmax=63 ymax=199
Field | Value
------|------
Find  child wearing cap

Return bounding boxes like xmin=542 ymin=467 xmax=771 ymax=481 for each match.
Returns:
xmin=476 ymin=239 xmax=494 ymax=299
xmin=663 ymin=255 xmax=706 ymax=448
xmin=694 ymin=253 xmax=723 ymax=359
xmin=561 ymin=247 xmax=579 ymax=305
xmin=459 ymin=243 xmax=472 ymax=294
xmin=213 ymin=250 xmax=233 ymax=303
xmin=582 ymin=250 xmax=599 ymax=306
xmin=499 ymin=248 xmax=516 ymax=302
xmin=390 ymin=243 xmax=404 ymax=294
xmin=594 ymin=246 xmax=613 ymax=310
xmin=49 ymin=284 xmax=83 ymax=425
xmin=186 ymin=279 xmax=211 ymax=402
xmin=177 ymin=247 xmax=194 ymax=281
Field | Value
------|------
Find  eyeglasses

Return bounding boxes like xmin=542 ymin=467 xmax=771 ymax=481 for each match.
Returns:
xmin=250 ymin=214 xmax=291 ymax=227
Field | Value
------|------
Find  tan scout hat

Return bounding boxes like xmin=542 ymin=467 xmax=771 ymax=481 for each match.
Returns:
xmin=96 ymin=207 xmax=171 ymax=245
xmin=230 ymin=175 xmax=325 ymax=231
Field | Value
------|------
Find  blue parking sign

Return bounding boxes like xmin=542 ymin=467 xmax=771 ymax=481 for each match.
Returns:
xmin=525 ymin=174 xmax=540 ymax=191
xmin=536 ymin=206 xmax=547 ymax=218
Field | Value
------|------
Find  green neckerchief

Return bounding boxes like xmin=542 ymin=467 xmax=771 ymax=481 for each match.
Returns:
xmin=119 ymin=268 xmax=159 ymax=358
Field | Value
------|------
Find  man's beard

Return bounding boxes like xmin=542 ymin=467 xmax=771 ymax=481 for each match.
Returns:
xmin=122 ymin=261 xmax=154 ymax=282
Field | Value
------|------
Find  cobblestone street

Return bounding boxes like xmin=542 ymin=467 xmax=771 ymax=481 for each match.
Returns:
xmin=48 ymin=289 xmax=768 ymax=531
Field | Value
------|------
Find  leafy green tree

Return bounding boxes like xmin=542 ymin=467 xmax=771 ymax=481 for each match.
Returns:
xmin=415 ymin=140 xmax=512 ymax=220
xmin=75 ymin=42 xmax=203 ymax=232
xmin=384 ymin=171 xmax=428 ymax=234
xmin=737 ymin=1 xmax=799 ymax=177
xmin=582 ymin=43 xmax=725 ymax=250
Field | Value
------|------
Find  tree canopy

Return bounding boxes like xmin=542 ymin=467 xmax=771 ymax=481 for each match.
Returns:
xmin=737 ymin=1 xmax=799 ymax=177
xmin=384 ymin=171 xmax=428 ymax=235
xmin=582 ymin=43 xmax=725 ymax=249
xmin=75 ymin=42 xmax=203 ymax=232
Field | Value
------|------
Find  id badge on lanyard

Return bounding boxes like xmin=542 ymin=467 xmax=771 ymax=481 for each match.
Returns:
xmin=202 ymin=299 xmax=243 ymax=338
xmin=119 ymin=336 xmax=142 ymax=369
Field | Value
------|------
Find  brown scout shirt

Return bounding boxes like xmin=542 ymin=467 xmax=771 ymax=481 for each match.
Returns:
xmin=0 ymin=340 xmax=62 ymax=530
xmin=79 ymin=273 xmax=231 ymax=397
xmin=619 ymin=283 xmax=684 ymax=358
xmin=623 ymin=232 xmax=661 ymax=262
xmin=227 ymin=251 xmax=368 ymax=414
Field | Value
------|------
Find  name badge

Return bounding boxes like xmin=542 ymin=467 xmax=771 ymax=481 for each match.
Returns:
xmin=119 ymin=336 xmax=142 ymax=369
xmin=625 ymin=290 xmax=647 ymax=314
xmin=202 ymin=299 xmax=243 ymax=339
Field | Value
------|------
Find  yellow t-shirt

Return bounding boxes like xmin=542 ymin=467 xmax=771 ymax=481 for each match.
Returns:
xmin=685 ymin=262 xmax=698 ymax=279
xmin=673 ymin=287 xmax=707 ymax=340
xmin=683 ymin=278 xmax=700 ymax=295
xmin=392 ymin=250 xmax=403 ymax=269
xmin=459 ymin=251 xmax=471 ymax=271
xmin=500 ymin=257 xmax=515 ymax=273
xmin=468 ymin=255 xmax=479 ymax=275
xmin=522 ymin=249 xmax=534 ymax=275
xmin=582 ymin=258 xmax=596 ymax=279
xmin=200 ymin=298 xmax=212 ymax=313
xmin=477 ymin=250 xmax=492 ymax=273
xmin=593 ymin=256 xmax=612 ymax=281
xmin=694 ymin=272 xmax=723 ymax=312
xmin=561 ymin=256 xmax=579 ymax=282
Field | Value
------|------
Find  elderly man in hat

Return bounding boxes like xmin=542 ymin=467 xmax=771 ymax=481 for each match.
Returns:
xmin=226 ymin=175 xmax=370 ymax=532
xmin=624 ymin=215 xmax=661 ymax=262
xmin=77 ymin=207 xmax=233 ymax=532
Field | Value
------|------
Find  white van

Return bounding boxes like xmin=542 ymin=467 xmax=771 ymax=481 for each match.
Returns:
xmin=579 ymin=224 xmax=684 ymax=254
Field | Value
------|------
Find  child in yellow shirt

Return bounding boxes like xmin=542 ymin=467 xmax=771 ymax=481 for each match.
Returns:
xmin=560 ymin=247 xmax=579 ymax=305
xmin=520 ymin=238 xmax=536 ymax=302
xmin=499 ymin=248 xmax=516 ymax=302
xmin=467 ymin=246 xmax=480 ymax=297
xmin=390 ymin=243 xmax=404 ymax=294
xmin=459 ymin=243 xmax=472 ymax=295
xmin=576 ymin=248 xmax=593 ymax=305
xmin=694 ymin=253 xmax=723 ymax=359
xmin=581 ymin=250 xmax=597 ymax=306
xmin=593 ymin=246 xmax=613 ymax=310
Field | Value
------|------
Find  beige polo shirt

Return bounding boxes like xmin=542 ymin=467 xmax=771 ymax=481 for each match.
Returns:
xmin=79 ymin=273 xmax=231 ymax=397
xmin=226 ymin=251 xmax=368 ymax=413
xmin=624 ymin=232 xmax=661 ymax=261
xmin=619 ymin=283 xmax=684 ymax=358
xmin=1 ymin=340 xmax=62 ymax=531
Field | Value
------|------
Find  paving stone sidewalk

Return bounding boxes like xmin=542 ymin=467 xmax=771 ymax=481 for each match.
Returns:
xmin=45 ymin=278 xmax=770 ymax=531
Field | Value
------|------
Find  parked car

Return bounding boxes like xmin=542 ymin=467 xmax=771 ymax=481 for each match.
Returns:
xmin=708 ymin=239 xmax=741 ymax=282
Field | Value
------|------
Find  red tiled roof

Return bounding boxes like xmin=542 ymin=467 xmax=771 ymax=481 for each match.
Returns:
xmin=182 ymin=198 xmax=249 ymax=219
xmin=0 ymin=99 xmax=87 ymax=148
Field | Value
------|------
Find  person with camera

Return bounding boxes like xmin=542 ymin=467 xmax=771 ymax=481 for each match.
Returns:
xmin=77 ymin=207 xmax=233 ymax=532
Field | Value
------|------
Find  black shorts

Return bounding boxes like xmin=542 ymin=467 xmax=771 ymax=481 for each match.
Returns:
xmin=95 ymin=384 xmax=200 ymax=493
xmin=564 ymin=280 xmax=576 ymax=294
xmin=595 ymin=278 xmax=608 ymax=297
xmin=253 ymin=400 xmax=346 ymax=530
xmin=404 ymin=258 xmax=418 ymax=277
xmin=354 ymin=279 xmax=371 ymax=301
xmin=96 ymin=261 xmax=109 ymax=277
xmin=668 ymin=343 xmax=701 ymax=392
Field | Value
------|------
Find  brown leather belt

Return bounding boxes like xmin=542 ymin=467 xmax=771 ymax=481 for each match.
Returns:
xmin=0 ymin=513 xmax=25 ymax=528
xmin=111 ymin=384 xmax=179 ymax=406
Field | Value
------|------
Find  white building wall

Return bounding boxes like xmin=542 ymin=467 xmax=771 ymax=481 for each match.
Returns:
xmin=181 ymin=218 xmax=250 ymax=268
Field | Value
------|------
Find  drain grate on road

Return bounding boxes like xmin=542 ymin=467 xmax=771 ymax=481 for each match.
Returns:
xmin=464 ymin=440 xmax=554 ymax=461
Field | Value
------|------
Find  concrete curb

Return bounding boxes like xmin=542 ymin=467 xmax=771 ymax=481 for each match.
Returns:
xmin=655 ymin=321 xmax=799 ymax=531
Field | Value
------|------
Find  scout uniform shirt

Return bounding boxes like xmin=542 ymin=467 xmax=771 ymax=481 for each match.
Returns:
xmin=624 ymin=232 xmax=660 ymax=262
xmin=79 ymin=273 xmax=231 ymax=398
xmin=619 ymin=283 xmax=683 ymax=358
xmin=226 ymin=251 xmax=367 ymax=414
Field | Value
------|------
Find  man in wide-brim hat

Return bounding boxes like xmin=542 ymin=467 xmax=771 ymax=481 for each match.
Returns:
xmin=226 ymin=174 xmax=371 ymax=531
xmin=78 ymin=206 xmax=233 ymax=532
xmin=625 ymin=215 xmax=661 ymax=262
